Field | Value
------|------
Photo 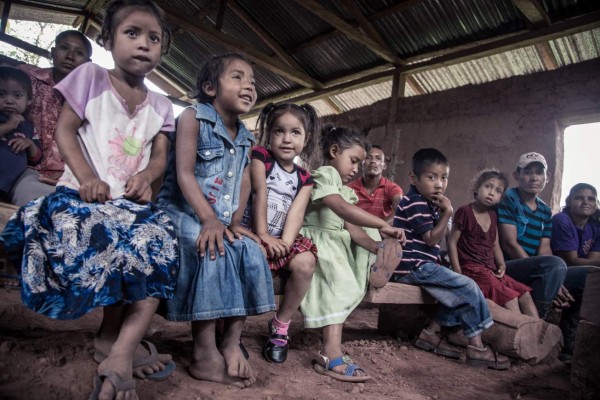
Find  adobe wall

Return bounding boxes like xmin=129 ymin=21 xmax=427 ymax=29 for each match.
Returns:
xmin=325 ymin=58 xmax=600 ymax=210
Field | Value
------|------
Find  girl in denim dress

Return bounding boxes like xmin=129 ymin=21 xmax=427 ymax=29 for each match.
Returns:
xmin=156 ymin=54 xmax=275 ymax=387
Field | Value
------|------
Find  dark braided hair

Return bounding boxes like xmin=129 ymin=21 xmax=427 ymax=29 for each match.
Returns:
xmin=320 ymin=124 xmax=370 ymax=162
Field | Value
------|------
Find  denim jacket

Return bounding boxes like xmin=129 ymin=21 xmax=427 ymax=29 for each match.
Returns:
xmin=156 ymin=103 xmax=255 ymax=226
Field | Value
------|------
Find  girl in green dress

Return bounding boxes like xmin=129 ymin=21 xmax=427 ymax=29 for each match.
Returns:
xmin=300 ymin=125 xmax=405 ymax=382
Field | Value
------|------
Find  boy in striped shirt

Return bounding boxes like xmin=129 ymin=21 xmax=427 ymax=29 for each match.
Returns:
xmin=393 ymin=148 xmax=509 ymax=370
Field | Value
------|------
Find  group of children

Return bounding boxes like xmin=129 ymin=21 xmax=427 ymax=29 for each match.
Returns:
xmin=0 ymin=0 xmax=596 ymax=398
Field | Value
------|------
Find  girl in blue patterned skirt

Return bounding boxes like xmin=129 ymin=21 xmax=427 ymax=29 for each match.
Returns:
xmin=0 ymin=1 xmax=179 ymax=398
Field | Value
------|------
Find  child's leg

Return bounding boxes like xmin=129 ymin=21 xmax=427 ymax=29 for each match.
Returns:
xmin=190 ymin=320 xmax=253 ymax=387
xmin=95 ymin=304 xmax=172 ymax=378
xmin=95 ymin=297 xmax=159 ymax=399
xmin=278 ymin=252 xmax=316 ymax=321
xmin=503 ymin=298 xmax=522 ymax=314
xmin=221 ymin=317 xmax=254 ymax=379
xmin=319 ymin=323 xmax=367 ymax=377
xmin=518 ymin=292 xmax=540 ymax=318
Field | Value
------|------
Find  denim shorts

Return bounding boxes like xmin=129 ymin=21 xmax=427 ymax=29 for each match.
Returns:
xmin=163 ymin=205 xmax=275 ymax=321
xmin=396 ymin=262 xmax=493 ymax=338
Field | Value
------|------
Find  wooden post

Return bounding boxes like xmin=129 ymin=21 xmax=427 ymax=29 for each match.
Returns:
xmin=571 ymin=269 xmax=600 ymax=400
xmin=386 ymin=69 xmax=404 ymax=181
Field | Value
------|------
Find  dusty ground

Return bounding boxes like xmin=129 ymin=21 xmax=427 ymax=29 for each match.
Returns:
xmin=0 ymin=288 xmax=571 ymax=400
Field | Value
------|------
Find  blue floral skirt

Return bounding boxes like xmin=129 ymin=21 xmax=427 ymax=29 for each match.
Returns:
xmin=0 ymin=187 xmax=179 ymax=320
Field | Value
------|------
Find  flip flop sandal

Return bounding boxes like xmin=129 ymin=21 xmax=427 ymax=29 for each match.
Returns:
xmin=369 ymin=238 xmax=403 ymax=288
xmin=312 ymin=353 xmax=371 ymax=383
xmin=94 ymin=340 xmax=176 ymax=381
xmin=466 ymin=345 xmax=511 ymax=370
xmin=89 ymin=369 xmax=135 ymax=400
xmin=415 ymin=330 xmax=461 ymax=359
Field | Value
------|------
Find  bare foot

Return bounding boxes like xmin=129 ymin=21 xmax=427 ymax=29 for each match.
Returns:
xmin=94 ymin=337 xmax=172 ymax=378
xmin=189 ymin=347 xmax=254 ymax=388
xmin=95 ymin=353 xmax=137 ymax=400
xmin=221 ymin=339 xmax=254 ymax=380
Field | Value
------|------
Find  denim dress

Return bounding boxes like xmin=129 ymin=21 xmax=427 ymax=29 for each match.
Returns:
xmin=156 ymin=103 xmax=275 ymax=321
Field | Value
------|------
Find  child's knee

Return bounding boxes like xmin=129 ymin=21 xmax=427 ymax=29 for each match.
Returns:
xmin=290 ymin=253 xmax=316 ymax=278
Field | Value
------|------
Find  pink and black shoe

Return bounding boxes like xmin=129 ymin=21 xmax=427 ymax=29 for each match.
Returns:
xmin=262 ymin=318 xmax=290 ymax=363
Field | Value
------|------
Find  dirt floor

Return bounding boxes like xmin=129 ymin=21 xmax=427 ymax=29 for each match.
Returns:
xmin=0 ymin=288 xmax=572 ymax=400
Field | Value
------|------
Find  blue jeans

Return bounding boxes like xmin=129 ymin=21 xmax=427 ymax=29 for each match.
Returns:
xmin=561 ymin=266 xmax=597 ymax=354
xmin=505 ymin=256 xmax=567 ymax=318
xmin=394 ymin=263 xmax=493 ymax=338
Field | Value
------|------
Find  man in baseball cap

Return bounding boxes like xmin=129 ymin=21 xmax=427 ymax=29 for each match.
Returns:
xmin=516 ymin=152 xmax=548 ymax=171
xmin=498 ymin=151 xmax=585 ymax=363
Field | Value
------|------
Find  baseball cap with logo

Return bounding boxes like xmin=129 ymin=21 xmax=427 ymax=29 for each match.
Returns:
xmin=516 ymin=152 xmax=548 ymax=170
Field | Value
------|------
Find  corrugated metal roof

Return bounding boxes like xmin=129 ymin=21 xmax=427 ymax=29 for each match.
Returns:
xmin=1 ymin=0 xmax=599 ymax=121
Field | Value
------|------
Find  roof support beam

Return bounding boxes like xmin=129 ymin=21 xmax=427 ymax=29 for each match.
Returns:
xmin=535 ymin=42 xmax=558 ymax=70
xmin=512 ymin=0 xmax=551 ymax=28
xmin=249 ymin=10 xmax=600 ymax=113
xmin=341 ymin=0 xmax=387 ymax=48
xmin=0 ymin=32 xmax=49 ymax=58
xmin=227 ymin=0 xmax=308 ymax=71
xmin=367 ymin=0 xmax=426 ymax=21
xmin=1 ymin=1 xmax=12 ymax=34
xmin=291 ymin=0 xmax=404 ymax=65
xmin=155 ymin=0 xmax=323 ymax=90
xmin=215 ymin=0 xmax=227 ymax=31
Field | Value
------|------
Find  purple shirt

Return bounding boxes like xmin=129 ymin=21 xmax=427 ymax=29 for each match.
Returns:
xmin=551 ymin=212 xmax=600 ymax=258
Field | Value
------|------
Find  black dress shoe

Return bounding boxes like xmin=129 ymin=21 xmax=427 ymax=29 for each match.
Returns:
xmin=262 ymin=319 xmax=289 ymax=363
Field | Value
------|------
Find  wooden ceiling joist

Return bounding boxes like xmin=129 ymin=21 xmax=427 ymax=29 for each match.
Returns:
xmin=249 ymin=10 xmax=600 ymax=114
xmin=512 ymin=0 xmax=551 ymax=28
xmin=341 ymin=0 xmax=388 ymax=49
xmin=292 ymin=0 xmax=404 ymax=65
xmin=227 ymin=0 xmax=310 ymax=73
xmin=155 ymin=0 xmax=323 ymax=90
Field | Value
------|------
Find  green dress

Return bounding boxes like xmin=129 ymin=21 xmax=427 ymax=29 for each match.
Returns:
xmin=300 ymin=166 xmax=379 ymax=328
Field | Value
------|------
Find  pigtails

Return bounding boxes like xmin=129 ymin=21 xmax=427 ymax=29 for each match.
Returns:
xmin=298 ymin=103 xmax=321 ymax=167
xmin=256 ymin=102 xmax=276 ymax=148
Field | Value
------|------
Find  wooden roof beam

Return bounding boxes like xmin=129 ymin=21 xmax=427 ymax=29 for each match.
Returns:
xmin=248 ymin=10 xmax=600 ymax=113
xmin=341 ymin=0 xmax=387 ymax=49
xmin=215 ymin=0 xmax=227 ymax=31
xmin=227 ymin=0 xmax=309 ymax=72
xmin=155 ymin=0 xmax=323 ymax=90
xmin=367 ymin=0 xmax=427 ymax=21
xmin=291 ymin=0 xmax=404 ymax=65
xmin=512 ymin=0 xmax=551 ymax=28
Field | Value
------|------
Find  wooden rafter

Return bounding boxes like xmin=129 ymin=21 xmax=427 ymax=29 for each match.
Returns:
xmin=341 ymin=0 xmax=387 ymax=48
xmin=227 ymin=0 xmax=308 ymax=72
xmin=322 ymin=97 xmax=343 ymax=115
xmin=155 ymin=0 xmax=323 ymax=90
xmin=512 ymin=0 xmax=551 ymax=28
xmin=511 ymin=1 xmax=558 ymax=71
xmin=291 ymin=0 xmax=404 ymax=65
xmin=290 ymin=0 xmax=426 ymax=54
xmin=215 ymin=0 xmax=227 ymax=31
xmin=406 ymin=76 xmax=426 ymax=95
xmin=247 ymin=10 xmax=600 ymax=115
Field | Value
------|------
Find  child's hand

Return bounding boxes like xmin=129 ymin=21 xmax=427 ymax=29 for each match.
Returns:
xmin=552 ymin=285 xmax=575 ymax=309
xmin=494 ymin=264 xmax=506 ymax=279
xmin=79 ymin=178 xmax=112 ymax=203
xmin=196 ymin=218 xmax=234 ymax=260
xmin=124 ymin=174 xmax=153 ymax=204
xmin=379 ymin=225 xmax=406 ymax=245
xmin=6 ymin=114 xmax=24 ymax=130
xmin=259 ymin=233 xmax=289 ymax=259
xmin=430 ymin=193 xmax=453 ymax=214
xmin=229 ymin=223 xmax=260 ymax=242
xmin=8 ymin=136 xmax=33 ymax=154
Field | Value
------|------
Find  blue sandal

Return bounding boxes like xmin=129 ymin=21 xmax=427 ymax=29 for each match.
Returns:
xmin=312 ymin=353 xmax=371 ymax=382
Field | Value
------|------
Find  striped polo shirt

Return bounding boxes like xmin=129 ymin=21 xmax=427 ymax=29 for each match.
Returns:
xmin=497 ymin=187 xmax=552 ymax=257
xmin=393 ymin=185 xmax=441 ymax=274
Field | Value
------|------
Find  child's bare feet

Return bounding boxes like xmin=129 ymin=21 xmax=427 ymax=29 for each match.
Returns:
xmin=94 ymin=336 xmax=173 ymax=378
xmin=93 ymin=353 xmax=137 ymax=400
xmin=221 ymin=339 xmax=254 ymax=380
xmin=189 ymin=346 xmax=254 ymax=388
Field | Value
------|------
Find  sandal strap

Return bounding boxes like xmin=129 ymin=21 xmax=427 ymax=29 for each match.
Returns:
xmin=268 ymin=333 xmax=290 ymax=341
xmin=344 ymin=363 xmax=365 ymax=377
xmin=324 ymin=355 xmax=364 ymax=377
